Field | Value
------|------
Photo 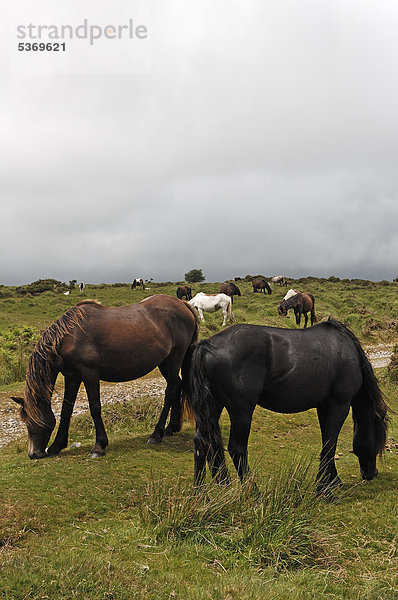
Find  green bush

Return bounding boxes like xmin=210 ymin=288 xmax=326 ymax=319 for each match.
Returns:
xmin=16 ymin=279 xmax=69 ymax=296
xmin=185 ymin=268 xmax=205 ymax=283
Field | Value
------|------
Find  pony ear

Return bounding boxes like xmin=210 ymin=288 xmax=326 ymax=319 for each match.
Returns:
xmin=11 ymin=396 xmax=24 ymax=406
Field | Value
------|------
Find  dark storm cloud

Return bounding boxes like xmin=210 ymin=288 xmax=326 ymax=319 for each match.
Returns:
xmin=1 ymin=0 xmax=398 ymax=284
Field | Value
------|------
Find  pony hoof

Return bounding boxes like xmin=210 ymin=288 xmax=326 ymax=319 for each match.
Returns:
xmin=147 ymin=436 xmax=162 ymax=445
xmin=90 ymin=449 xmax=106 ymax=458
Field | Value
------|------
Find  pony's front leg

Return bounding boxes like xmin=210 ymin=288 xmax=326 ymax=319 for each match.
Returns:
xmin=198 ymin=308 xmax=205 ymax=322
xmin=83 ymin=371 xmax=108 ymax=458
xmin=47 ymin=375 xmax=82 ymax=455
xmin=316 ymin=403 xmax=349 ymax=495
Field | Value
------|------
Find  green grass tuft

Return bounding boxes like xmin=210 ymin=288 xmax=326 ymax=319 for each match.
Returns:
xmin=137 ymin=460 xmax=338 ymax=571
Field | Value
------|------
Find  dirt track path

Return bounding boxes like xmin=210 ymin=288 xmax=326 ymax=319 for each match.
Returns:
xmin=0 ymin=346 xmax=394 ymax=451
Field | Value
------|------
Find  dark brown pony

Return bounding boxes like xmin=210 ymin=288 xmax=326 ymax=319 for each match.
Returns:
xmin=176 ymin=286 xmax=192 ymax=301
xmin=12 ymin=295 xmax=198 ymax=459
xmin=219 ymin=282 xmax=241 ymax=304
xmin=278 ymin=292 xmax=317 ymax=327
xmin=252 ymin=278 xmax=272 ymax=295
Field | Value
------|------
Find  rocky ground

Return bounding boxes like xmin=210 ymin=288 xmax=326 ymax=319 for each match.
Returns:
xmin=0 ymin=346 xmax=394 ymax=451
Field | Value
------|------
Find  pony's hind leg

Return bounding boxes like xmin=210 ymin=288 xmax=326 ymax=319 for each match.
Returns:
xmin=316 ymin=401 xmax=350 ymax=495
xmin=83 ymin=370 xmax=109 ymax=458
xmin=47 ymin=375 xmax=82 ymax=455
xmin=227 ymin=407 xmax=255 ymax=483
xmin=148 ymin=357 xmax=182 ymax=444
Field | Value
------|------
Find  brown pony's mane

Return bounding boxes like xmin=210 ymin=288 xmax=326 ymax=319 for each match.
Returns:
xmin=280 ymin=292 xmax=304 ymax=311
xmin=24 ymin=304 xmax=91 ymax=425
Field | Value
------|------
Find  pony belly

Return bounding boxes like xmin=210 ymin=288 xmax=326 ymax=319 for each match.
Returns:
xmin=258 ymin=382 xmax=327 ymax=413
xmin=99 ymin=366 xmax=155 ymax=382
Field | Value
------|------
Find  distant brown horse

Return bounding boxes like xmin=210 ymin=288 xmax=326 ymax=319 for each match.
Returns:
xmin=278 ymin=292 xmax=317 ymax=327
xmin=176 ymin=286 xmax=192 ymax=301
xmin=12 ymin=295 xmax=198 ymax=459
xmin=219 ymin=282 xmax=241 ymax=304
xmin=252 ymin=278 xmax=272 ymax=295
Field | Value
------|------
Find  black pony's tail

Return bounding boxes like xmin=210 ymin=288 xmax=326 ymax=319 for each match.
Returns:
xmin=326 ymin=318 xmax=389 ymax=455
xmin=181 ymin=341 xmax=225 ymax=460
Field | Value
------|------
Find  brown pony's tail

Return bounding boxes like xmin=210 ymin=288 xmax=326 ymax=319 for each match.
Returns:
xmin=180 ymin=301 xmax=200 ymax=427
xmin=181 ymin=343 xmax=196 ymax=427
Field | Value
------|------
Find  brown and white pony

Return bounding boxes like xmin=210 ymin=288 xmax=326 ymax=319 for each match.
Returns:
xmin=132 ymin=277 xmax=145 ymax=289
xmin=278 ymin=292 xmax=317 ymax=327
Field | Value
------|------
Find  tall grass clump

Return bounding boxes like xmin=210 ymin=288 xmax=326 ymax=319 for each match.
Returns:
xmin=0 ymin=326 xmax=38 ymax=385
xmin=387 ymin=344 xmax=398 ymax=382
xmin=136 ymin=458 xmax=338 ymax=570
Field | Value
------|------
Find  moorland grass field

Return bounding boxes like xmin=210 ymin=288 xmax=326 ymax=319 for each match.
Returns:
xmin=0 ymin=278 xmax=397 ymax=599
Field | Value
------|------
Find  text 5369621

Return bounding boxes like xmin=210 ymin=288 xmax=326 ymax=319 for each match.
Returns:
xmin=18 ymin=42 xmax=66 ymax=51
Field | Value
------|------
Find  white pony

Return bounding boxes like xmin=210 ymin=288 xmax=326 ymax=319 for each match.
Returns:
xmin=270 ymin=275 xmax=287 ymax=285
xmin=283 ymin=288 xmax=299 ymax=301
xmin=189 ymin=292 xmax=234 ymax=326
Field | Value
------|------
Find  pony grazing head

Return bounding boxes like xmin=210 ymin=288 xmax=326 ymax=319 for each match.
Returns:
xmin=12 ymin=396 xmax=56 ymax=459
xmin=278 ymin=301 xmax=289 ymax=317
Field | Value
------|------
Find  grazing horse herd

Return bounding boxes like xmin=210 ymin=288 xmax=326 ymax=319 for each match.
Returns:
xmin=13 ymin=276 xmax=389 ymax=501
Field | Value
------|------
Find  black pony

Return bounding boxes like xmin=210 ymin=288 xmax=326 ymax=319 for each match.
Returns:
xmin=183 ymin=319 xmax=388 ymax=494
xmin=176 ymin=286 xmax=192 ymax=301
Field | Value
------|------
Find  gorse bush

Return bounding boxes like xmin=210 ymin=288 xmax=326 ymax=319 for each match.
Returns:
xmin=0 ymin=326 xmax=39 ymax=385
xmin=15 ymin=278 xmax=69 ymax=296
xmin=136 ymin=459 xmax=336 ymax=570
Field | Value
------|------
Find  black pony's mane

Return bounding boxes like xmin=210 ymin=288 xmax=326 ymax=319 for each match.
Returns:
xmin=325 ymin=317 xmax=389 ymax=454
xmin=23 ymin=303 xmax=94 ymax=425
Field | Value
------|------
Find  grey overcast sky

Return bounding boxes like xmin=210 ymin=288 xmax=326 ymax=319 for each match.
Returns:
xmin=1 ymin=0 xmax=398 ymax=285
